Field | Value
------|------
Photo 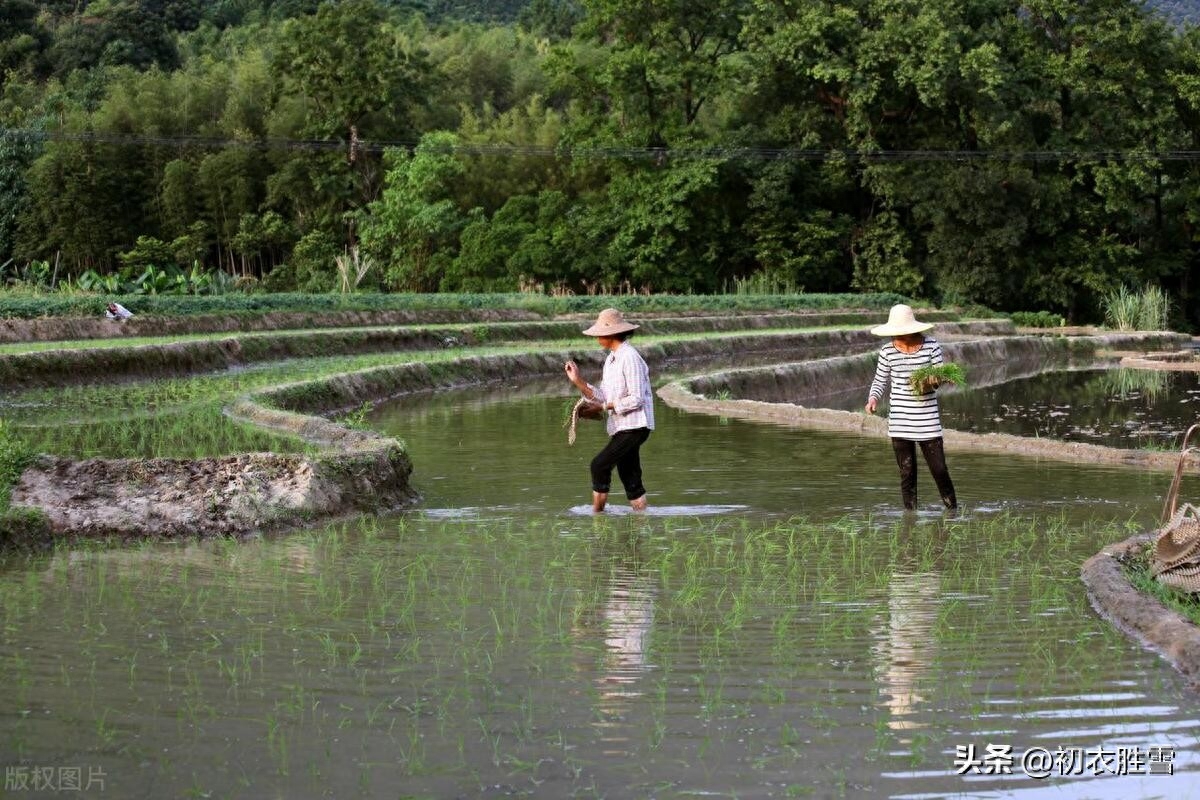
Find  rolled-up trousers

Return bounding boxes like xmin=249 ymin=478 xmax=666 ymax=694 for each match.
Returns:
xmin=591 ymin=428 xmax=651 ymax=501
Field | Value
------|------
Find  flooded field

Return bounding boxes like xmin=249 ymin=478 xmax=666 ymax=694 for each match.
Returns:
xmin=938 ymin=368 xmax=1200 ymax=450
xmin=819 ymin=365 xmax=1200 ymax=452
xmin=4 ymin=382 xmax=1200 ymax=798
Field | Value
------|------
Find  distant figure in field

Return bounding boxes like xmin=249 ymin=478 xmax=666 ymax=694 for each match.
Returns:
xmin=865 ymin=304 xmax=957 ymax=511
xmin=564 ymin=308 xmax=655 ymax=513
xmin=105 ymin=302 xmax=133 ymax=321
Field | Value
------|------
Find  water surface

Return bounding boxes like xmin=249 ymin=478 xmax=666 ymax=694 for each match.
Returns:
xmin=3 ymin=379 xmax=1200 ymax=799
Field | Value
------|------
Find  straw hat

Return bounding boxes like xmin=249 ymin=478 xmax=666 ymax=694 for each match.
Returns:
xmin=582 ymin=308 xmax=639 ymax=337
xmin=871 ymin=304 xmax=934 ymax=337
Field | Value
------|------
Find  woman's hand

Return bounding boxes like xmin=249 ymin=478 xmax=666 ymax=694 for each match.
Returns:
xmin=865 ymin=397 xmax=877 ymax=414
xmin=564 ymin=360 xmax=580 ymax=384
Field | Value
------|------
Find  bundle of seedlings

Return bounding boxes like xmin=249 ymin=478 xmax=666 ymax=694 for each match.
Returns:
xmin=909 ymin=362 xmax=967 ymax=395
xmin=564 ymin=396 xmax=604 ymax=445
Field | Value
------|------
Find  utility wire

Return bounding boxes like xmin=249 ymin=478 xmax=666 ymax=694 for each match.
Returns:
xmin=3 ymin=126 xmax=1198 ymax=162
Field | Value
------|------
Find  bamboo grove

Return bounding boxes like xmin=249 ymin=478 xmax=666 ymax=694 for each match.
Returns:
xmin=3 ymin=1 xmax=1200 ymax=326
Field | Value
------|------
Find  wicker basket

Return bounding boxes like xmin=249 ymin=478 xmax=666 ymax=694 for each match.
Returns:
xmin=1152 ymin=423 xmax=1200 ymax=591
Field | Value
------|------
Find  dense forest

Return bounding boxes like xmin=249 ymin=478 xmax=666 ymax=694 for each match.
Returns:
xmin=2 ymin=0 xmax=1200 ymax=325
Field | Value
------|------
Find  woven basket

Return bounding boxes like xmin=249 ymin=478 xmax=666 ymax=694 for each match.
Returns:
xmin=1155 ymin=562 xmax=1200 ymax=593
xmin=1152 ymin=504 xmax=1200 ymax=575
xmin=1152 ymin=423 xmax=1200 ymax=591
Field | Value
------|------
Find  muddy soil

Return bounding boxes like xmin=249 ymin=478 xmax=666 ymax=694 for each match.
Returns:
xmin=11 ymin=446 xmax=415 ymax=541
xmin=1082 ymin=532 xmax=1200 ymax=689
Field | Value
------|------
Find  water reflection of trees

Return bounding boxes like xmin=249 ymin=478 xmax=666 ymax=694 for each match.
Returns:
xmin=942 ymin=367 xmax=1199 ymax=447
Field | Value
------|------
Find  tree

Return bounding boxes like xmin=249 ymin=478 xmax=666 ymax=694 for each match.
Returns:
xmin=358 ymin=133 xmax=469 ymax=291
xmin=272 ymin=0 xmax=427 ymax=139
xmin=519 ymin=0 xmax=583 ymax=39
xmin=0 ymin=131 xmax=37 ymax=267
xmin=561 ymin=0 xmax=749 ymax=146
xmin=0 ymin=0 xmax=41 ymax=87
xmin=591 ymin=158 xmax=733 ymax=291
xmin=48 ymin=1 xmax=181 ymax=75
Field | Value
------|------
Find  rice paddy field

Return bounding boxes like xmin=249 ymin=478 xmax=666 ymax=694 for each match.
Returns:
xmin=2 ymin=318 xmax=1200 ymax=798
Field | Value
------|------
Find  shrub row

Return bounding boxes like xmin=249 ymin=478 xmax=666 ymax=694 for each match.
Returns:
xmin=0 ymin=291 xmax=913 ymax=320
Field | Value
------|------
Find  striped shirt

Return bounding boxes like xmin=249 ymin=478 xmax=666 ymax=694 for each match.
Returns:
xmin=588 ymin=341 xmax=655 ymax=435
xmin=868 ymin=338 xmax=945 ymax=441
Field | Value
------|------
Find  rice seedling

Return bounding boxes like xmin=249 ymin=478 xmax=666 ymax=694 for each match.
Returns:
xmin=0 ymin=325 xmax=855 ymax=460
xmin=0 ymin=506 xmax=1185 ymax=797
xmin=908 ymin=362 xmax=966 ymax=394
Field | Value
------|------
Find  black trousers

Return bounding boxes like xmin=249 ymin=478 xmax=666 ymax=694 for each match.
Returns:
xmin=591 ymin=428 xmax=651 ymax=500
xmin=891 ymin=437 xmax=957 ymax=510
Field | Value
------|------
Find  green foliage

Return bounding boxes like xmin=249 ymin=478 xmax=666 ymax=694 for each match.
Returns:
xmin=337 ymin=401 xmax=376 ymax=430
xmin=0 ymin=131 xmax=36 ymax=266
xmin=1010 ymin=311 xmax=1067 ymax=329
xmin=908 ymin=362 xmax=967 ymax=395
xmin=3 ymin=0 xmax=1200 ymax=327
xmin=268 ymin=230 xmax=342 ymax=293
xmin=359 ymin=135 xmax=469 ymax=292
xmin=1102 ymin=284 xmax=1172 ymax=331
xmin=0 ymin=290 xmax=910 ymax=320
xmin=852 ymin=212 xmax=923 ymax=298
xmin=0 ymin=418 xmax=34 ymax=510
xmin=119 ymin=236 xmax=177 ymax=273
xmin=272 ymin=0 xmax=426 ymax=137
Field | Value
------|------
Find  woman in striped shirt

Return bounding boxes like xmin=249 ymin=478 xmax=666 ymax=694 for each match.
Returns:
xmin=864 ymin=305 xmax=957 ymax=511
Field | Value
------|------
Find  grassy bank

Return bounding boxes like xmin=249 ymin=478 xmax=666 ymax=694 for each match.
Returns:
xmin=1126 ymin=552 xmax=1200 ymax=627
xmin=0 ymin=291 xmax=914 ymax=320
xmin=2 ymin=328 xmax=877 ymax=458
xmin=0 ymin=421 xmax=49 ymax=547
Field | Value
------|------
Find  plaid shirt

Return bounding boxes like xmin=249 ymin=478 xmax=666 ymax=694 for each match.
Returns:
xmin=588 ymin=342 xmax=655 ymax=435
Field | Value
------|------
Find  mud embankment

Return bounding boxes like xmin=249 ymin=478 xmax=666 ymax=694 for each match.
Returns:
xmin=658 ymin=331 xmax=1195 ymax=473
xmin=0 ymin=315 xmax=998 ymax=389
xmin=6 ymin=321 xmax=1002 ymax=541
xmin=0 ymin=307 xmax=542 ymax=344
xmin=0 ymin=307 xmax=964 ymax=344
xmin=1081 ymin=532 xmax=1200 ymax=689
xmin=11 ymin=412 xmax=414 ymax=542
xmin=250 ymin=321 xmax=1010 ymax=416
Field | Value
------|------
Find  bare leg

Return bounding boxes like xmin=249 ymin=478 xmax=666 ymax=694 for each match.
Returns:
xmin=592 ymin=491 xmax=608 ymax=513
xmin=630 ymin=495 xmax=647 ymax=512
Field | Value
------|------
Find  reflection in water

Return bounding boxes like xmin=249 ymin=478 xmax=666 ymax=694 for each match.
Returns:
xmin=598 ymin=571 xmax=656 ymax=696
xmin=571 ymin=532 xmax=658 ymax=752
xmin=939 ymin=367 xmax=1200 ymax=449
xmin=873 ymin=570 xmax=941 ymax=737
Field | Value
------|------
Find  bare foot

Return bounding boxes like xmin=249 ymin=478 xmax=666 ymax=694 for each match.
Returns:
xmin=592 ymin=491 xmax=608 ymax=513
xmin=630 ymin=496 xmax=648 ymax=512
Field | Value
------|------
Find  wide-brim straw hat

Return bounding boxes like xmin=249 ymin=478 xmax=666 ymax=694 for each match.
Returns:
xmin=870 ymin=304 xmax=934 ymax=337
xmin=582 ymin=308 xmax=639 ymax=337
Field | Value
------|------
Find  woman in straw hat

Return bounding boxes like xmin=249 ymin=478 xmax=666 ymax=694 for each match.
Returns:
xmin=864 ymin=304 xmax=957 ymax=511
xmin=564 ymin=308 xmax=655 ymax=512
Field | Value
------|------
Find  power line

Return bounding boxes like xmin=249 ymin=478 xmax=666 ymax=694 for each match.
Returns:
xmin=3 ymin=126 xmax=1200 ymax=162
